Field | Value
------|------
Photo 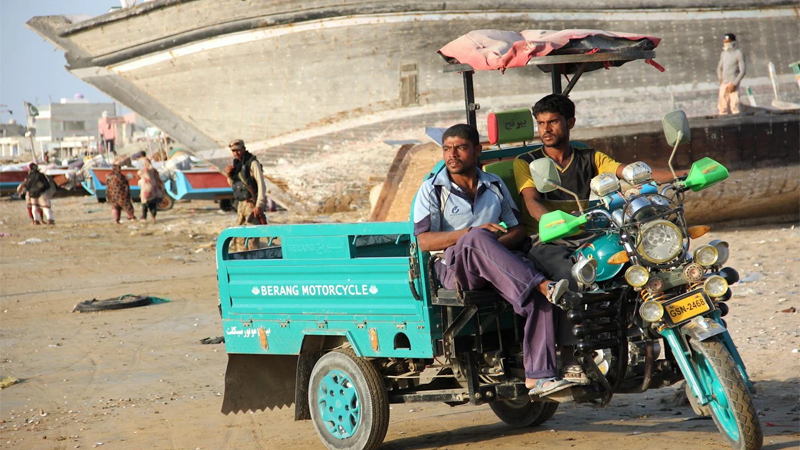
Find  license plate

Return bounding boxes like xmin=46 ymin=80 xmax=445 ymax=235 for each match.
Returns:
xmin=664 ymin=291 xmax=711 ymax=324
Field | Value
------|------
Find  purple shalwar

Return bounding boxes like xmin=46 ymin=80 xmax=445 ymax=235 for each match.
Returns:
xmin=437 ymin=228 xmax=558 ymax=379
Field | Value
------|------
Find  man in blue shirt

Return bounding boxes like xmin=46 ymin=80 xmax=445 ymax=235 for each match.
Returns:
xmin=413 ymin=124 xmax=573 ymax=396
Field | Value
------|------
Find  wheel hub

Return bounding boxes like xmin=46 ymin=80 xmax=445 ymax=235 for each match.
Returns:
xmin=317 ymin=369 xmax=361 ymax=439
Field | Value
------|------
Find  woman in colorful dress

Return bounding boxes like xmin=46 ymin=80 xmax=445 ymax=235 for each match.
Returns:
xmin=106 ymin=163 xmax=136 ymax=224
xmin=137 ymin=157 xmax=164 ymax=222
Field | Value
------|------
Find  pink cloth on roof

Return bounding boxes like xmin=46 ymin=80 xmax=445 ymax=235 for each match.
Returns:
xmin=439 ymin=29 xmax=662 ymax=71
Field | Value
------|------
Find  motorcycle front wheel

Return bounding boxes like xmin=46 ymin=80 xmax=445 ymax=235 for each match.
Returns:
xmin=690 ymin=337 xmax=762 ymax=450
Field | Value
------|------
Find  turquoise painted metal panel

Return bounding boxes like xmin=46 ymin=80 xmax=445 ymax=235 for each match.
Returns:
xmin=573 ymin=233 xmax=625 ymax=281
xmin=217 ymin=222 xmax=435 ymax=358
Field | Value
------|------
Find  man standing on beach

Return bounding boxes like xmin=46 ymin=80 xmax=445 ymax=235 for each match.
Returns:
xmin=717 ymin=33 xmax=747 ymax=115
xmin=225 ymin=139 xmax=267 ymax=251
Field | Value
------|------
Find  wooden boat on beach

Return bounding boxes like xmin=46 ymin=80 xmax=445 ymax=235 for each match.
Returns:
xmin=165 ymin=168 xmax=232 ymax=202
xmin=0 ymin=166 xmax=28 ymax=196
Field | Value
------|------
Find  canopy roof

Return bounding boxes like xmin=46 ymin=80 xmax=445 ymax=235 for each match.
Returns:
xmin=439 ymin=29 xmax=661 ymax=74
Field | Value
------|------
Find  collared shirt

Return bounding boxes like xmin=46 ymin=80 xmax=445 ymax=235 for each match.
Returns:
xmin=413 ymin=166 xmax=520 ymax=236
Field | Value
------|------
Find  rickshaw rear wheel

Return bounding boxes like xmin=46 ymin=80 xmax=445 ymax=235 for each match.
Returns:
xmin=156 ymin=195 xmax=174 ymax=211
xmin=308 ymin=348 xmax=389 ymax=450
xmin=489 ymin=398 xmax=558 ymax=427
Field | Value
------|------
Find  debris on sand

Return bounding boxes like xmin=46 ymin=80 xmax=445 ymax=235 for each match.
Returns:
xmin=199 ymin=336 xmax=224 ymax=345
xmin=0 ymin=376 xmax=20 ymax=389
xmin=17 ymin=238 xmax=49 ymax=245
xmin=73 ymin=295 xmax=153 ymax=313
xmin=739 ymin=272 xmax=761 ymax=283
xmin=658 ymin=387 xmax=689 ymax=407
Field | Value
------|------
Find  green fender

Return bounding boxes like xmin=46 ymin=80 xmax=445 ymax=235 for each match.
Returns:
xmin=573 ymin=233 xmax=625 ymax=282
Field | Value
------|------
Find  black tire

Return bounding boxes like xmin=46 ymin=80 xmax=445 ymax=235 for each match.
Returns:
xmin=690 ymin=338 xmax=763 ymax=450
xmin=219 ymin=198 xmax=236 ymax=212
xmin=73 ymin=295 xmax=152 ymax=313
xmin=489 ymin=398 xmax=558 ymax=428
xmin=97 ymin=197 xmax=107 ymax=203
xmin=308 ymin=349 xmax=389 ymax=450
xmin=157 ymin=196 xmax=174 ymax=211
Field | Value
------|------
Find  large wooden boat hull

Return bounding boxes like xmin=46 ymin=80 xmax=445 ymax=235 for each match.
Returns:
xmin=371 ymin=110 xmax=800 ymax=225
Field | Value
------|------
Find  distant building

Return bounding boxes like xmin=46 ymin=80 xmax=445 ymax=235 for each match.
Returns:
xmin=0 ymin=122 xmax=33 ymax=160
xmin=28 ymin=99 xmax=116 ymax=160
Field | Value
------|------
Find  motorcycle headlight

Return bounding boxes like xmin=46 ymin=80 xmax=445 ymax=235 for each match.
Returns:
xmin=639 ymin=300 xmax=664 ymax=322
xmin=590 ymin=172 xmax=620 ymax=197
xmin=621 ymin=161 xmax=653 ymax=185
xmin=708 ymin=239 xmax=730 ymax=266
xmin=693 ymin=245 xmax=719 ymax=267
xmin=704 ymin=275 xmax=729 ymax=298
xmin=637 ymin=220 xmax=683 ymax=264
xmin=625 ymin=265 xmax=650 ymax=287
xmin=571 ymin=258 xmax=598 ymax=287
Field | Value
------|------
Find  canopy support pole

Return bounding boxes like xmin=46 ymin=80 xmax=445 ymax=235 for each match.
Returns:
xmin=550 ymin=65 xmax=563 ymax=94
xmin=462 ymin=70 xmax=477 ymax=128
xmin=562 ymin=62 xmax=589 ymax=96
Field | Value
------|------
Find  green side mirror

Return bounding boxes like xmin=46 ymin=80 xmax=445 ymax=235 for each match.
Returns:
xmin=662 ymin=110 xmax=691 ymax=146
xmin=684 ymin=157 xmax=729 ymax=192
xmin=530 ymin=158 xmax=561 ymax=193
xmin=538 ymin=210 xmax=588 ymax=243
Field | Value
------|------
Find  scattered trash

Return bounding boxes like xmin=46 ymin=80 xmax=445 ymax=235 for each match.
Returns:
xmin=0 ymin=376 xmax=20 ymax=389
xmin=792 ymin=349 xmax=799 ymax=353
xmin=684 ymin=416 xmax=713 ymax=421
xmin=739 ymin=273 xmax=761 ymax=283
xmin=17 ymin=238 xmax=49 ymax=245
xmin=0 ymin=233 xmax=11 ymax=237
xmin=780 ymin=307 xmax=796 ymax=313
xmin=73 ymin=295 xmax=153 ymax=313
xmin=199 ymin=336 xmax=224 ymax=345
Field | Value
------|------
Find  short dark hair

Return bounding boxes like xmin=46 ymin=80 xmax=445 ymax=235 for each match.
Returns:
xmin=723 ymin=33 xmax=736 ymax=41
xmin=442 ymin=124 xmax=480 ymax=147
xmin=532 ymin=94 xmax=575 ymax=121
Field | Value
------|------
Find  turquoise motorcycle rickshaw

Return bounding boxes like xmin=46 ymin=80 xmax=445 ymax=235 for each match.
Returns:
xmin=216 ymin=29 xmax=762 ymax=450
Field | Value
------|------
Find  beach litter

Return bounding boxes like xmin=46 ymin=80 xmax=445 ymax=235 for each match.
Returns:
xmin=0 ymin=376 xmax=20 ymax=389
xmin=17 ymin=238 xmax=49 ymax=245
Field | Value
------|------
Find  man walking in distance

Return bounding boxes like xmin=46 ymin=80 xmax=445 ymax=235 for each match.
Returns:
xmin=717 ymin=33 xmax=746 ymax=115
xmin=225 ymin=139 xmax=268 ymax=251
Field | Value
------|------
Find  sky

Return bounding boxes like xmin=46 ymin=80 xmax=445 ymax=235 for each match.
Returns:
xmin=0 ymin=0 xmax=116 ymax=124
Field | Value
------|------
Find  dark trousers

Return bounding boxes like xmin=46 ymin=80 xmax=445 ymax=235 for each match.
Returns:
xmin=141 ymin=198 xmax=159 ymax=219
xmin=436 ymin=228 xmax=557 ymax=379
xmin=527 ymin=239 xmax=584 ymax=345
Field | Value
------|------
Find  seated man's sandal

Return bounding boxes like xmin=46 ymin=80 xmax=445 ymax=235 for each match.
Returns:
xmin=545 ymin=279 xmax=569 ymax=306
xmin=528 ymin=377 xmax=574 ymax=396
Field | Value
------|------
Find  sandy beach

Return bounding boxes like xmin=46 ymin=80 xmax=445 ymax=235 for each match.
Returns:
xmin=0 ymin=195 xmax=798 ymax=450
